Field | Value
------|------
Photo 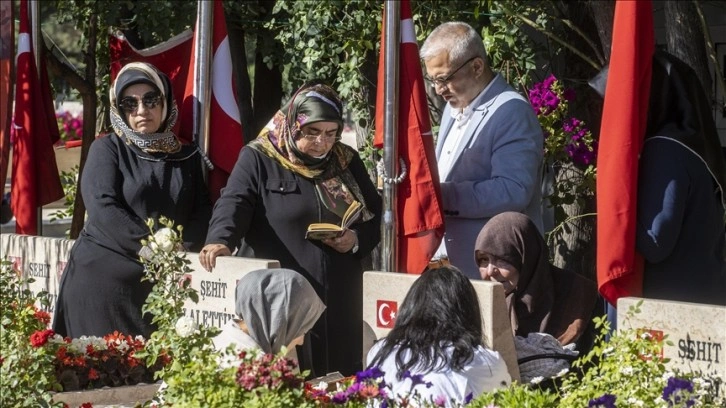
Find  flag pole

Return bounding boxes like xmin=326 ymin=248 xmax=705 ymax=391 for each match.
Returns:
xmin=381 ymin=0 xmax=400 ymax=272
xmin=30 ymin=0 xmax=42 ymax=235
xmin=194 ymin=0 xmax=213 ymax=181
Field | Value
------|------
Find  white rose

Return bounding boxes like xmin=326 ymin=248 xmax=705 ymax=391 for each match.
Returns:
xmin=529 ymin=376 xmax=544 ymax=384
xmin=154 ymin=228 xmax=176 ymax=253
xmin=175 ymin=316 xmax=197 ymax=337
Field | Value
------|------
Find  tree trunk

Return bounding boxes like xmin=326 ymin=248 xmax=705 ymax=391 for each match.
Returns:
xmin=544 ymin=1 xmax=603 ymax=279
xmin=588 ymin=0 xmax=615 ymax=62
xmin=69 ymin=12 xmax=97 ymax=239
xmin=663 ymin=0 xmax=712 ymax=100
xmin=251 ymin=50 xmax=282 ymax=140
xmin=226 ymin=14 xmax=253 ymax=142
xmin=548 ymin=162 xmax=597 ymax=281
xmin=251 ymin=0 xmax=282 ymax=141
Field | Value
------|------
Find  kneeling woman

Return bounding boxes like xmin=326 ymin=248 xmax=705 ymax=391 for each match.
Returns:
xmin=366 ymin=265 xmax=511 ymax=407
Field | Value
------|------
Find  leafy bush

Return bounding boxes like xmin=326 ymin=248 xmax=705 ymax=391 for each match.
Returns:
xmin=0 ymin=259 xmax=61 ymax=407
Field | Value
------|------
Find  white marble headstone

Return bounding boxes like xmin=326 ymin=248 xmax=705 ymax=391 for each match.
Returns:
xmin=181 ymin=254 xmax=280 ymax=328
xmin=617 ymin=297 xmax=725 ymax=384
xmin=0 ymin=233 xmax=280 ymax=331
xmin=362 ymin=271 xmax=520 ymax=381
xmin=1 ymin=233 xmax=74 ymax=317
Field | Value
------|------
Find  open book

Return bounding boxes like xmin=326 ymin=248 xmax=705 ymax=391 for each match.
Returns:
xmin=305 ymin=200 xmax=363 ymax=240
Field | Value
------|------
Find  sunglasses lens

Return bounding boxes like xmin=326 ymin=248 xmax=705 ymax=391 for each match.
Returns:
xmin=141 ymin=92 xmax=161 ymax=109
xmin=119 ymin=92 xmax=161 ymax=113
xmin=119 ymin=98 xmax=139 ymax=113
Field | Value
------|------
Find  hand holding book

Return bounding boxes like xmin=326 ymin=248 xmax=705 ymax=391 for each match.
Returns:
xmin=305 ymin=200 xmax=363 ymax=240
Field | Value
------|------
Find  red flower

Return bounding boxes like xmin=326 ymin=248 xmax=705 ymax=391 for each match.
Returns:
xmin=34 ymin=309 xmax=51 ymax=326
xmin=80 ymin=403 xmax=93 ymax=408
xmin=29 ymin=329 xmax=55 ymax=347
xmin=87 ymin=368 xmax=99 ymax=380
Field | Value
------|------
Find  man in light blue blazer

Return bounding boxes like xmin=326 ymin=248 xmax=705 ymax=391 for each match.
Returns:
xmin=421 ymin=22 xmax=544 ymax=279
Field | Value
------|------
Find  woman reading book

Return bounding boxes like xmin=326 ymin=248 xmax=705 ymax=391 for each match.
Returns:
xmin=199 ymin=82 xmax=382 ymax=377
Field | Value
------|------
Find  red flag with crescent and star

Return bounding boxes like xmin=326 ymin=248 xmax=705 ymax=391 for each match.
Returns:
xmin=374 ymin=0 xmax=444 ymax=274
xmin=11 ymin=0 xmax=64 ymax=235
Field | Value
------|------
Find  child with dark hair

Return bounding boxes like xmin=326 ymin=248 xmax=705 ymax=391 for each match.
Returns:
xmin=366 ymin=265 xmax=510 ymax=406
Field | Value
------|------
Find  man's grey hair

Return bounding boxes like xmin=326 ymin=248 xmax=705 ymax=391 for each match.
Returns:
xmin=420 ymin=22 xmax=488 ymax=66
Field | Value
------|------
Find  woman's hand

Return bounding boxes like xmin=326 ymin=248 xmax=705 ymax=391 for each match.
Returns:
xmin=199 ymin=244 xmax=232 ymax=272
xmin=322 ymin=229 xmax=358 ymax=254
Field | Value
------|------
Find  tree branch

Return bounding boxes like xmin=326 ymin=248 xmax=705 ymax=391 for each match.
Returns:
xmin=500 ymin=4 xmax=601 ymax=71
xmin=44 ymin=43 xmax=93 ymax=96
xmin=559 ymin=18 xmax=605 ymax=66
xmin=694 ymin=0 xmax=726 ymax=108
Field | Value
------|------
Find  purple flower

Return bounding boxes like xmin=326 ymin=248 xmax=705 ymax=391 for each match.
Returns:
xmin=345 ymin=381 xmax=363 ymax=396
xmin=543 ymin=74 xmax=557 ymax=89
xmin=356 ymin=366 xmax=385 ymax=382
xmin=563 ymin=117 xmax=581 ymax=133
xmin=542 ymin=91 xmax=560 ymax=114
xmin=464 ymin=392 xmax=474 ymax=404
xmin=588 ymin=393 xmax=617 ymax=408
xmin=662 ymin=377 xmax=695 ymax=407
xmin=331 ymin=391 xmax=349 ymax=404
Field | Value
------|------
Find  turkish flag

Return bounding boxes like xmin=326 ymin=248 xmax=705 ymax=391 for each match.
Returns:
xmin=376 ymin=300 xmax=398 ymax=329
xmin=374 ymin=0 xmax=444 ymax=274
xmin=109 ymin=0 xmax=243 ymax=202
xmin=10 ymin=0 xmax=64 ymax=235
xmin=181 ymin=0 xmax=243 ymax=202
xmin=596 ymin=0 xmax=654 ymax=306
xmin=0 ymin=0 xmax=13 ymax=197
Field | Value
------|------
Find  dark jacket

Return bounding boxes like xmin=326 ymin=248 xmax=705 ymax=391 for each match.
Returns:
xmin=206 ymin=145 xmax=382 ymax=375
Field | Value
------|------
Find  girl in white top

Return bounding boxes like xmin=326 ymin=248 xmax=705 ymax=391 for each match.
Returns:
xmin=366 ymin=265 xmax=511 ymax=407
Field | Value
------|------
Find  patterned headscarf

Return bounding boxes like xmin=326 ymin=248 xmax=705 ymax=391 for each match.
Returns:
xmin=235 ymin=268 xmax=326 ymax=354
xmin=249 ymin=83 xmax=374 ymax=222
xmin=109 ymin=62 xmax=181 ymax=154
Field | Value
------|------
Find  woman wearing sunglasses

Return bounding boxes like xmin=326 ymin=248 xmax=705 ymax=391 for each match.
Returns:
xmin=53 ymin=62 xmax=212 ymax=340
xmin=199 ymin=82 xmax=382 ymax=377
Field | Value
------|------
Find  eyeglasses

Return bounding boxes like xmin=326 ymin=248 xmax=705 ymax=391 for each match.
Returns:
xmin=119 ymin=91 xmax=162 ymax=114
xmin=424 ymin=56 xmax=478 ymax=88
xmin=300 ymin=131 xmax=338 ymax=143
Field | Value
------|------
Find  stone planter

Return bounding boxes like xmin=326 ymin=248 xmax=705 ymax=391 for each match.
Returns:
xmin=52 ymin=383 xmax=161 ymax=407
xmin=55 ymin=143 xmax=82 ymax=175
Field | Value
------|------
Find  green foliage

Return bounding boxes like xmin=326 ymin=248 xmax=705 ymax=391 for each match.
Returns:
xmin=471 ymin=383 xmax=559 ymax=407
xmin=49 ymin=165 xmax=80 ymax=233
xmin=135 ymin=217 xmax=219 ymax=385
xmin=472 ymin=306 xmax=724 ymax=407
xmin=481 ymin=0 xmax=543 ymax=92
xmin=0 ymin=259 xmax=63 ymax=407
xmin=268 ymin=0 xmax=381 ymax=131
